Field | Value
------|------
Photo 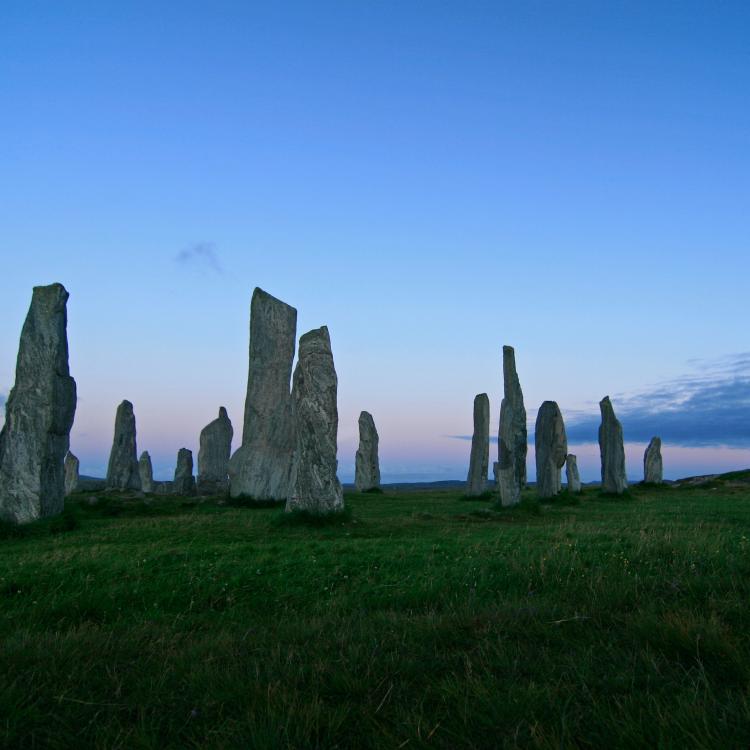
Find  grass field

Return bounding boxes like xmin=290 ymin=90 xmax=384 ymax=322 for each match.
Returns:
xmin=1 ymin=477 xmax=750 ymax=749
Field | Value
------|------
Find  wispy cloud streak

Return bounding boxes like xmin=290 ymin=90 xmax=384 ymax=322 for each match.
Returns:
xmin=175 ymin=242 xmax=223 ymax=274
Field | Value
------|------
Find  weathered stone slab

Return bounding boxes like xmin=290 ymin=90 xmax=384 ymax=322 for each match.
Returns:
xmin=535 ymin=401 xmax=568 ymax=498
xmin=497 ymin=346 xmax=527 ymax=506
xmin=465 ymin=393 xmax=489 ymax=496
xmin=138 ymin=451 xmax=154 ymax=493
xmin=599 ymin=396 xmax=628 ymax=494
xmin=229 ymin=288 xmax=297 ymax=500
xmin=355 ymin=411 xmax=381 ymax=492
xmin=0 ymin=283 xmax=77 ymax=523
xmin=565 ymin=454 xmax=581 ymax=493
xmin=105 ymin=400 xmax=141 ymax=490
xmin=198 ymin=407 xmax=233 ymax=495
xmin=286 ymin=326 xmax=344 ymax=514
xmin=173 ymin=448 xmax=196 ymax=495
xmin=64 ymin=451 xmax=79 ymax=496
xmin=644 ymin=437 xmax=663 ymax=484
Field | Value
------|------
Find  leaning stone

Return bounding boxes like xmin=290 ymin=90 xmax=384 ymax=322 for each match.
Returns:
xmin=565 ymin=454 xmax=581 ymax=493
xmin=64 ymin=451 xmax=80 ymax=496
xmin=229 ymin=288 xmax=297 ymax=500
xmin=106 ymin=400 xmax=141 ymax=490
xmin=534 ymin=401 xmax=568 ymax=498
xmin=173 ymin=448 xmax=196 ymax=496
xmin=599 ymin=396 xmax=628 ymax=494
xmin=0 ymin=283 xmax=77 ymax=523
xmin=644 ymin=437 xmax=663 ymax=484
xmin=497 ymin=346 xmax=527 ymax=506
xmin=465 ymin=394 xmax=490 ymax=496
xmin=286 ymin=326 xmax=344 ymax=514
xmin=355 ymin=411 xmax=381 ymax=492
xmin=138 ymin=451 xmax=154 ymax=493
xmin=198 ymin=407 xmax=233 ymax=495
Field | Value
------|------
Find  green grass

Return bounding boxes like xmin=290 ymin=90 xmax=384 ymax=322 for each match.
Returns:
xmin=2 ymin=480 xmax=750 ymax=748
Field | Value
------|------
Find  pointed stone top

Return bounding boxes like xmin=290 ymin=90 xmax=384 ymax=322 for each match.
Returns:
xmin=599 ymin=396 xmax=617 ymax=417
xmin=252 ymin=287 xmax=297 ymax=313
xmin=119 ymin=399 xmax=134 ymax=411
xmin=32 ymin=282 xmax=69 ymax=302
xmin=218 ymin=406 xmax=229 ymax=420
xmin=299 ymin=325 xmax=331 ymax=350
xmin=139 ymin=450 xmax=150 ymax=460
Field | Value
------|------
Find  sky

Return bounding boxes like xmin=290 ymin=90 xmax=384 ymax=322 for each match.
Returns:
xmin=1 ymin=1 xmax=748 ymax=482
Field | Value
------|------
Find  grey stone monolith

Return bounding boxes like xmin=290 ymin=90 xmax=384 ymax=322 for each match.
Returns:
xmin=644 ymin=437 xmax=663 ymax=484
xmin=497 ymin=346 xmax=527 ymax=506
xmin=64 ymin=451 xmax=80 ymax=496
xmin=138 ymin=451 xmax=154 ymax=493
xmin=229 ymin=288 xmax=297 ymax=500
xmin=105 ymin=400 xmax=141 ymax=490
xmin=599 ymin=396 xmax=627 ymax=494
xmin=465 ymin=393 xmax=490 ymax=496
xmin=565 ymin=454 xmax=581 ymax=493
xmin=286 ymin=326 xmax=344 ymax=514
xmin=355 ymin=411 xmax=380 ymax=492
xmin=535 ymin=401 xmax=568 ymax=498
xmin=0 ymin=283 xmax=77 ymax=523
xmin=173 ymin=448 xmax=195 ymax=495
xmin=198 ymin=407 xmax=233 ymax=495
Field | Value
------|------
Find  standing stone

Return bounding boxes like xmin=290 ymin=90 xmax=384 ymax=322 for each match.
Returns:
xmin=173 ymin=448 xmax=196 ymax=495
xmin=599 ymin=396 xmax=628 ymax=494
xmin=465 ymin=393 xmax=490 ymax=496
xmin=493 ymin=461 xmax=500 ymax=487
xmin=138 ymin=451 xmax=154 ymax=493
xmin=229 ymin=288 xmax=297 ymax=500
xmin=64 ymin=451 xmax=80 ymax=496
xmin=565 ymin=454 xmax=581 ymax=493
xmin=534 ymin=401 xmax=568 ymax=498
xmin=197 ymin=407 xmax=233 ymax=495
xmin=105 ymin=400 xmax=141 ymax=490
xmin=355 ymin=411 xmax=381 ymax=492
xmin=497 ymin=345 xmax=527 ymax=506
xmin=286 ymin=326 xmax=344 ymax=514
xmin=0 ymin=283 xmax=77 ymax=523
xmin=644 ymin=437 xmax=663 ymax=484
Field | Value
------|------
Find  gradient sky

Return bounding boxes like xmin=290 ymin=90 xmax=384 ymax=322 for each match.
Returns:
xmin=1 ymin=2 xmax=749 ymax=481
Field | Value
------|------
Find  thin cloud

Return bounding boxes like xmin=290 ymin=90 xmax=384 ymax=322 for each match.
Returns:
xmin=175 ymin=242 xmax=223 ymax=274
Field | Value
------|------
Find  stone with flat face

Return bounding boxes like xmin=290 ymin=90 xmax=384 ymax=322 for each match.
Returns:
xmin=497 ymin=346 xmax=527 ymax=506
xmin=229 ymin=288 xmax=297 ymax=500
xmin=535 ymin=401 xmax=568 ymax=498
xmin=0 ymin=283 xmax=77 ymax=523
xmin=173 ymin=448 xmax=196 ymax=495
xmin=198 ymin=407 xmax=233 ymax=495
xmin=106 ymin=400 xmax=141 ymax=490
xmin=286 ymin=326 xmax=344 ymax=514
xmin=599 ymin=396 xmax=628 ymax=494
xmin=64 ymin=451 xmax=79 ymax=496
xmin=355 ymin=411 xmax=380 ymax=492
xmin=565 ymin=454 xmax=581 ymax=493
xmin=139 ymin=451 xmax=154 ymax=493
xmin=465 ymin=393 xmax=490 ymax=496
xmin=644 ymin=437 xmax=663 ymax=484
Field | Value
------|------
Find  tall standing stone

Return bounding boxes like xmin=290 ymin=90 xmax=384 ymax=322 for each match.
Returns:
xmin=355 ymin=411 xmax=380 ymax=492
xmin=599 ymin=396 xmax=628 ymax=494
xmin=138 ymin=451 xmax=154 ymax=493
xmin=173 ymin=448 xmax=196 ymax=495
xmin=644 ymin=437 xmax=663 ymax=484
xmin=229 ymin=288 xmax=297 ymax=500
xmin=497 ymin=345 xmax=527 ymax=506
xmin=64 ymin=451 xmax=79 ymax=496
xmin=465 ymin=393 xmax=490 ymax=496
xmin=565 ymin=454 xmax=581 ymax=493
xmin=105 ymin=400 xmax=141 ymax=490
xmin=534 ymin=401 xmax=568 ymax=498
xmin=286 ymin=326 xmax=344 ymax=514
xmin=198 ymin=407 xmax=234 ymax=495
xmin=0 ymin=283 xmax=77 ymax=523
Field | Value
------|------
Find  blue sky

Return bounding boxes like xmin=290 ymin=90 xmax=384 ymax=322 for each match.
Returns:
xmin=1 ymin=2 xmax=748 ymax=481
